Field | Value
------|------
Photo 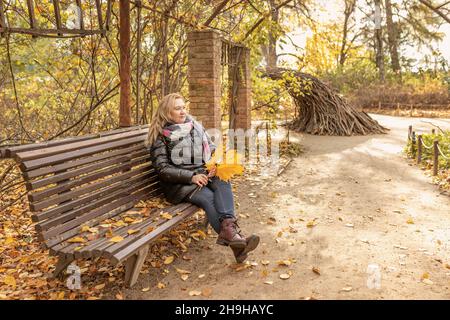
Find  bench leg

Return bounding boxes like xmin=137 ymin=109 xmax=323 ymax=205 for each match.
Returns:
xmin=124 ymin=245 xmax=149 ymax=288
xmin=51 ymin=256 xmax=74 ymax=279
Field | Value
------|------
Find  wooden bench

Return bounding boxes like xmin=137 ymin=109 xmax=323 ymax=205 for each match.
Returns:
xmin=1 ymin=125 xmax=200 ymax=287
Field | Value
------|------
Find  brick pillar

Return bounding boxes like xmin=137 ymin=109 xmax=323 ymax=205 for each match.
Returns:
xmin=235 ymin=47 xmax=251 ymax=130
xmin=187 ymin=30 xmax=222 ymax=130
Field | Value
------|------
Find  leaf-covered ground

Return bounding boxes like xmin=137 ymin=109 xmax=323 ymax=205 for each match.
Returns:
xmin=1 ymin=114 xmax=450 ymax=299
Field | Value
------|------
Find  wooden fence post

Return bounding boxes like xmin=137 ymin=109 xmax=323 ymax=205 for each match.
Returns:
xmin=408 ymin=125 xmax=412 ymax=140
xmin=417 ymin=134 xmax=422 ymax=164
xmin=433 ymin=139 xmax=439 ymax=176
xmin=431 ymin=129 xmax=435 ymax=135
xmin=411 ymin=131 xmax=416 ymax=157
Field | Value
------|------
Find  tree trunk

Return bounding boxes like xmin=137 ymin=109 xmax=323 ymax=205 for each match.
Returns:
xmin=374 ymin=0 xmax=385 ymax=82
xmin=119 ymin=0 xmax=132 ymax=127
xmin=385 ymin=0 xmax=401 ymax=74
xmin=339 ymin=0 xmax=356 ymax=66
xmin=266 ymin=0 xmax=279 ymax=71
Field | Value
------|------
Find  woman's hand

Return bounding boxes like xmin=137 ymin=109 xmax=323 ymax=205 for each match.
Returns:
xmin=191 ymin=174 xmax=208 ymax=187
xmin=207 ymin=166 xmax=216 ymax=178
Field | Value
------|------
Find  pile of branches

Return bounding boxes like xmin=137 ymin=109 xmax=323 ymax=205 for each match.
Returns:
xmin=266 ymin=68 xmax=389 ymax=136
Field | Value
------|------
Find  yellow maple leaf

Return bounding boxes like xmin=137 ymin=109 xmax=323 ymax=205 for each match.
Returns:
xmin=124 ymin=217 xmax=135 ymax=223
xmin=3 ymin=275 xmax=16 ymax=288
xmin=109 ymin=236 xmax=124 ymax=243
xmin=67 ymin=237 xmax=86 ymax=243
xmin=216 ymin=163 xmax=244 ymax=181
xmin=160 ymin=212 xmax=173 ymax=220
xmin=164 ymin=256 xmax=174 ymax=265
xmin=206 ymin=148 xmax=244 ymax=182
xmin=127 ymin=229 xmax=139 ymax=235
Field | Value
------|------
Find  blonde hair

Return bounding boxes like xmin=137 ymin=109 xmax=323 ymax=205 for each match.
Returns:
xmin=144 ymin=92 xmax=185 ymax=147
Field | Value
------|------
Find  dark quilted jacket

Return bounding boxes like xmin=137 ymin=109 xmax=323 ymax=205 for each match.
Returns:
xmin=149 ymin=118 xmax=216 ymax=204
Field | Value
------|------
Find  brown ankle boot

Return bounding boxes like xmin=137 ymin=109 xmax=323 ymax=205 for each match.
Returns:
xmin=231 ymin=234 xmax=260 ymax=263
xmin=216 ymin=217 xmax=246 ymax=248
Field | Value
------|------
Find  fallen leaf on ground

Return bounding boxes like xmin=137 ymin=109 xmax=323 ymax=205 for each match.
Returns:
xmin=142 ymin=287 xmax=150 ymax=292
xmin=340 ymin=287 xmax=353 ymax=292
xmin=189 ymin=290 xmax=201 ymax=296
xmin=181 ymin=275 xmax=189 ymax=281
xmin=306 ymin=220 xmax=317 ymax=228
xmin=312 ymin=267 xmax=321 ymax=275
xmin=406 ymin=217 xmax=415 ymax=224
xmin=116 ymin=293 xmax=124 ymax=300
xmin=164 ymin=256 xmax=174 ymax=265
xmin=3 ymin=275 xmax=16 ymax=288
xmin=421 ymin=272 xmax=430 ymax=280
xmin=279 ymin=273 xmax=290 ymax=280
xmin=157 ymin=282 xmax=166 ymax=289
xmin=202 ymin=287 xmax=213 ymax=297
xmin=127 ymin=229 xmax=139 ymax=235
xmin=95 ymin=283 xmax=106 ymax=290
xmin=277 ymin=260 xmax=292 ymax=267
xmin=175 ymin=268 xmax=191 ymax=274
xmin=264 ymin=280 xmax=274 ymax=285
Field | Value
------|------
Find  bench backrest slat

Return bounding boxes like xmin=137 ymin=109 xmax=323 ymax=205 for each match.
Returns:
xmin=24 ymin=144 xmax=144 ymax=179
xmin=36 ymin=174 xmax=159 ymax=232
xmin=3 ymin=125 xmax=149 ymax=158
xmin=3 ymin=126 xmax=161 ymax=249
xmin=28 ymin=154 xmax=151 ymax=205
xmin=39 ymin=179 xmax=158 ymax=241
xmin=20 ymin=134 xmax=147 ymax=171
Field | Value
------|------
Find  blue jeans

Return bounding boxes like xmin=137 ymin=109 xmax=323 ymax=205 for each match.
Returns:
xmin=185 ymin=176 xmax=235 ymax=233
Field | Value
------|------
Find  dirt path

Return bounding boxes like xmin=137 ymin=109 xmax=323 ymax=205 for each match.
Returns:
xmin=127 ymin=114 xmax=450 ymax=300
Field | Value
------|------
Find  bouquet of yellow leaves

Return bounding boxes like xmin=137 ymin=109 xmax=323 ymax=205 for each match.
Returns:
xmin=205 ymin=148 xmax=244 ymax=181
xmin=188 ymin=149 xmax=244 ymax=199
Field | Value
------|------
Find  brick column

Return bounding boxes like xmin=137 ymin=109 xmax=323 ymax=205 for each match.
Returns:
xmin=187 ymin=30 xmax=222 ymax=130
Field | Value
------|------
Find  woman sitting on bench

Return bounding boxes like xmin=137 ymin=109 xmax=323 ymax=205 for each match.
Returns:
xmin=146 ymin=92 xmax=259 ymax=263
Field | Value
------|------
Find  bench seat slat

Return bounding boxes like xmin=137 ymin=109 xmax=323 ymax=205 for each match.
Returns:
xmin=111 ymin=205 xmax=200 ymax=264
xmin=55 ymin=203 xmax=194 ymax=260
xmin=50 ymin=205 xmax=164 ymax=256
xmin=100 ymin=203 xmax=195 ymax=259
xmin=58 ymin=211 xmax=158 ymax=258
xmin=44 ymin=185 xmax=162 ymax=249
xmin=69 ymin=204 xmax=190 ymax=259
